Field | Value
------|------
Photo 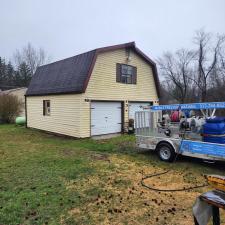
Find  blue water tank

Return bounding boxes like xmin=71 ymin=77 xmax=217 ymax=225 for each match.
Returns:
xmin=203 ymin=117 xmax=225 ymax=144
xmin=203 ymin=117 xmax=225 ymax=135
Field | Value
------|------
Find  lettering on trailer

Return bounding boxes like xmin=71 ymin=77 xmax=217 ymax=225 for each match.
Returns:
xmin=151 ymin=102 xmax=225 ymax=111
xmin=180 ymin=140 xmax=225 ymax=158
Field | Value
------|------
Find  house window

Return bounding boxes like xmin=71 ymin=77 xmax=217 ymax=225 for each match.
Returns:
xmin=43 ymin=100 xmax=50 ymax=116
xmin=116 ymin=64 xmax=137 ymax=84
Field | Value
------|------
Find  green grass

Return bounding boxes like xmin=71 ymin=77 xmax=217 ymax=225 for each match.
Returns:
xmin=0 ymin=125 xmax=224 ymax=225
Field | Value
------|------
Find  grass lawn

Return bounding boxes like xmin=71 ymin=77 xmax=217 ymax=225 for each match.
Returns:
xmin=0 ymin=125 xmax=225 ymax=225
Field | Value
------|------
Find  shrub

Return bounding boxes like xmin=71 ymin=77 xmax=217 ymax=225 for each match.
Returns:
xmin=0 ymin=94 xmax=23 ymax=123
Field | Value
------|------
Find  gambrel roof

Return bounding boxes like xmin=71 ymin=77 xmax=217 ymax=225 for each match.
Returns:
xmin=26 ymin=42 xmax=160 ymax=97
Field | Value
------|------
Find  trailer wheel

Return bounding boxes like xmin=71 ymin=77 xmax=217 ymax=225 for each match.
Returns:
xmin=156 ymin=142 xmax=176 ymax=162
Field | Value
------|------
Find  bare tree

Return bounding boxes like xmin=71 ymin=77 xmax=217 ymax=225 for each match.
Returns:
xmin=193 ymin=29 xmax=225 ymax=102
xmin=208 ymin=39 xmax=225 ymax=101
xmin=218 ymin=42 xmax=225 ymax=78
xmin=158 ymin=49 xmax=195 ymax=103
xmin=14 ymin=43 xmax=50 ymax=75
xmin=159 ymin=84 xmax=177 ymax=104
xmin=158 ymin=29 xmax=225 ymax=104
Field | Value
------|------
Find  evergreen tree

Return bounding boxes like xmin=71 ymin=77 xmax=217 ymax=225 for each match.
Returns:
xmin=15 ymin=62 xmax=32 ymax=87
xmin=6 ymin=62 xmax=15 ymax=86
xmin=0 ymin=57 xmax=7 ymax=89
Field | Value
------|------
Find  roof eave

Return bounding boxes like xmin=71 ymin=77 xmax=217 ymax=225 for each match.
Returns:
xmin=25 ymin=90 xmax=84 ymax=97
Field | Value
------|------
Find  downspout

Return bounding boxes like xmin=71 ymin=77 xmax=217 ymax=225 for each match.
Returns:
xmin=25 ymin=95 xmax=27 ymax=128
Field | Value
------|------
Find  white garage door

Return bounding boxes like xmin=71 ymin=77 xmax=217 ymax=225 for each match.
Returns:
xmin=91 ymin=102 xmax=122 ymax=136
xmin=128 ymin=102 xmax=151 ymax=120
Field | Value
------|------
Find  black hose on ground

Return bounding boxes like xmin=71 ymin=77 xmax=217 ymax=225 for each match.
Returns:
xmin=140 ymin=109 xmax=208 ymax=192
xmin=141 ymin=170 xmax=208 ymax=192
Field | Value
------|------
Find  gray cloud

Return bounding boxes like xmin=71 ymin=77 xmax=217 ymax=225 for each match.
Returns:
xmin=1 ymin=0 xmax=225 ymax=62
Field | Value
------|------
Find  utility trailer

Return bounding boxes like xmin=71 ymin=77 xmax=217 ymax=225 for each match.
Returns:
xmin=135 ymin=102 xmax=225 ymax=162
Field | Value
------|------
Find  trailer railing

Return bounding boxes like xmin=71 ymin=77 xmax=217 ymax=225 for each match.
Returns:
xmin=135 ymin=111 xmax=161 ymax=136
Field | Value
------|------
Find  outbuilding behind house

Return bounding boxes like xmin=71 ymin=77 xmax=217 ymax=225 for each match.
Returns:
xmin=0 ymin=87 xmax=27 ymax=116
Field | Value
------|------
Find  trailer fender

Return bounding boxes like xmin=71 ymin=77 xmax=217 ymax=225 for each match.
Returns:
xmin=155 ymin=141 xmax=177 ymax=162
xmin=156 ymin=140 xmax=179 ymax=153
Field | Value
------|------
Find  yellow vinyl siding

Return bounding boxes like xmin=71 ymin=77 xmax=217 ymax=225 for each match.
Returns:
xmin=85 ymin=49 xmax=158 ymax=100
xmin=26 ymin=94 xmax=83 ymax=137
xmin=79 ymin=99 xmax=91 ymax=138
xmin=80 ymin=48 xmax=159 ymax=137
xmin=26 ymin=48 xmax=158 ymax=138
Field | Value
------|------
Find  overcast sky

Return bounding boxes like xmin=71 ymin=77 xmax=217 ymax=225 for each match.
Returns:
xmin=1 ymin=0 xmax=225 ymax=63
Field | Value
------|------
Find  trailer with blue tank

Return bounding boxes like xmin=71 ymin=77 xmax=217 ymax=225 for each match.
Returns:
xmin=135 ymin=102 xmax=225 ymax=162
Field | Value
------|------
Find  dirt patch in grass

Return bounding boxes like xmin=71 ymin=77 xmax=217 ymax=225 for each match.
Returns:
xmin=142 ymin=170 xmax=207 ymax=191
xmin=90 ymin=153 xmax=110 ymax=162
xmin=61 ymin=149 xmax=75 ymax=156
xmin=63 ymin=155 xmax=224 ymax=225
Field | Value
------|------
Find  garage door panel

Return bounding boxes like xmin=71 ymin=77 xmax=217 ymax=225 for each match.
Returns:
xmin=129 ymin=102 xmax=151 ymax=119
xmin=91 ymin=102 xmax=121 ymax=136
xmin=129 ymin=102 xmax=151 ymax=128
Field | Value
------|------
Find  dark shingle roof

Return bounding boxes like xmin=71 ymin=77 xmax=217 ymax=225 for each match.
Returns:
xmin=26 ymin=50 xmax=96 ymax=96
xmin=26 ymin=42 xmax=160 ymax=97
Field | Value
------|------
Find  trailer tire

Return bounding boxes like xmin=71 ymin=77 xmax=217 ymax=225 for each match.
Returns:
xmin=156 ymin=142 xmax=176 ymax=162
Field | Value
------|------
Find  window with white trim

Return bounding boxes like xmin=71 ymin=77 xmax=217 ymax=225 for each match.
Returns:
xmin=43 ymin=100 xmax=50 ymax=116
xmin=116 ymin=63 xmax=137 ymax=84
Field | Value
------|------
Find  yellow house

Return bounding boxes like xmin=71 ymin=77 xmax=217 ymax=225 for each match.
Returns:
xmin=25 ymin=42 xmax=160 ymax=138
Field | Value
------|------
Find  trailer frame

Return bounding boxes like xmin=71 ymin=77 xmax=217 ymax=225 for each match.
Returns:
xmin=135 ymin=102 xmax=225 ymax=162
